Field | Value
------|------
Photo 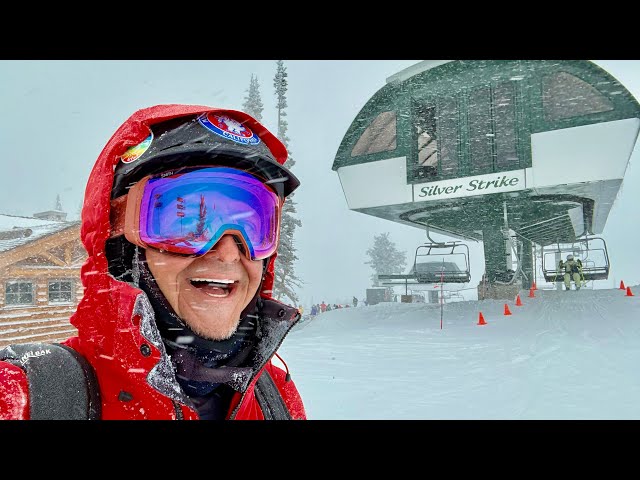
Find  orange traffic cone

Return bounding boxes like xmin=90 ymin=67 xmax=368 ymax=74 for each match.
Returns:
xmin=528 ymin=287 xmax=535 ymax=298
xmin=477 ymin=312 xmax=487 ymax=325
xmin=532 ymin=281 xmax=537 ymax=290
xmin=515 ymin=294 xmax=523 ymax=306
xmin=626 ymin=286 xmax=634 ymax=297
xmin=620 ymin=280 xmax=626 ymax=290
xmin=504 ymin=304 xmax=512 ymax=316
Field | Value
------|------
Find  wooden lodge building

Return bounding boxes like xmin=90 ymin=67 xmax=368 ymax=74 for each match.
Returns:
xmin=0 ymin=206 xmax=86 ymax=348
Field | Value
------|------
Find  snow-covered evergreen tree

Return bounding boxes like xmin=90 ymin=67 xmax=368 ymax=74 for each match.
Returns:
xmin=241 ymin=74 xmax=264 ymax=122
xmin=274 ymin=61 xmax=290 ymax=159
xmin=365 ymin=233 xmax=407 ymax=286
xmin=272 ymin=60 xmax=302 ymax=305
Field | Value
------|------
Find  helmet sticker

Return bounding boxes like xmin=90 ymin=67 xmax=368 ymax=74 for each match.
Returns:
xmin=121 ymin=132 xmax=153 ymax=164
xmin=198 ymin=113 xmax=261 ymax=146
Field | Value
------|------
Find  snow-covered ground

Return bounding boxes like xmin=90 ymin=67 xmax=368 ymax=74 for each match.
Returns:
xmin=279 ymin=284 xmax=640 ymax=420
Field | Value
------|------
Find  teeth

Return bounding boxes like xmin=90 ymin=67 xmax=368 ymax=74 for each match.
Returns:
xmin=205 ymin=293 xmax=229 ymax=298
xmin=191 ymin=278 xmax=235 ymax=283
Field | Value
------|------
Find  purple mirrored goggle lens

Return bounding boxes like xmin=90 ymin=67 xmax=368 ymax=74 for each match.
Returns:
xmin=138 ymin=167 xmax=280 ymax=260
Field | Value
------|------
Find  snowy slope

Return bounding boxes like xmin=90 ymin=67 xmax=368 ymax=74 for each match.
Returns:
xmin=279 ymin=285 xmax=640 ymax=420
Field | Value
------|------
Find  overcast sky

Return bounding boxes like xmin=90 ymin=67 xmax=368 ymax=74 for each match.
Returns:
xmin=1 ymin=60 xmax=638 ymax=306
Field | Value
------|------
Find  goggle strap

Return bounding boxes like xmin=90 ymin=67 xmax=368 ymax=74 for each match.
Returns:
xmin=110 ymin=195 xmax=128 ymax=239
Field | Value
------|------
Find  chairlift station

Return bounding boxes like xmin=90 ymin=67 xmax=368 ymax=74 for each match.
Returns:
xmin=332 ymin=60 xmax=640 ymax=298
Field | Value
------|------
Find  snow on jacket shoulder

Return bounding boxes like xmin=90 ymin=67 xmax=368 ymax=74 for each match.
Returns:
xmin=0 ymin=361 xmax=29 ymax=419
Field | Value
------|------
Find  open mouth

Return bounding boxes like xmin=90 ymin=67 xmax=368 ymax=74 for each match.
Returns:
xmin=190 ymin=277 xmax=238 ymax=298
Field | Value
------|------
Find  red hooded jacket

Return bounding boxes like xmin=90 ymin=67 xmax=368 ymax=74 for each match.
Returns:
xmin=0 ymin=104 xmax=306 ymax=420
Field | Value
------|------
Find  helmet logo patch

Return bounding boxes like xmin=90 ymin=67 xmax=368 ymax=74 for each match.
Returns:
xmin=121 ymin=132 xmax=153 ymax=164
xmin=199 ymin=113 xmax=260 ymax=146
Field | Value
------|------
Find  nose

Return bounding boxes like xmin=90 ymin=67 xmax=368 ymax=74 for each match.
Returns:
xmin=207 ymin=234 xmax=243 ymax=262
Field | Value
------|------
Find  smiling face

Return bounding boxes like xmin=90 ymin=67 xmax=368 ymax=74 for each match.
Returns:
xmin=145 ymin=234 xmax=264 ymax=340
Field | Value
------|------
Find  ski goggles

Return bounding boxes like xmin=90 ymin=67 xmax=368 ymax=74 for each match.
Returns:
xmin=110 ymin=166 xmax=282 ymax=261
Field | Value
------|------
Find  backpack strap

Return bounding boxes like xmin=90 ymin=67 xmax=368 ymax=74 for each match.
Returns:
xmin=254 ymin=368 xmax=292 ymax=420
xmin=0 ymin=342 xmax=101 ymax=420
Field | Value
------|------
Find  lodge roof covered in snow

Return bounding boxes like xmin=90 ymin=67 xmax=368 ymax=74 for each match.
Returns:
xmin=0 ymin=214 xmax=80 ymax=253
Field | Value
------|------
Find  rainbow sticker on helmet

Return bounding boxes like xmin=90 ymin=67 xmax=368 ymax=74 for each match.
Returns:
xmin=198 ymin=113 xmax=260 ymax=146
xmin=121 ymin=132 xmax=153 ymax=164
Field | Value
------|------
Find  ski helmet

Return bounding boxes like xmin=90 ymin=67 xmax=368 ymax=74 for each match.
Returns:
xmin=567 ymin=254 xmax=574 ymax=261
xmin=111 ymin=110 xmax=299 ymax=200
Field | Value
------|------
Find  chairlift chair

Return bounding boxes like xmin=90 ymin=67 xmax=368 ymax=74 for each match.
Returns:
xmin=412 ymin=241 xmax=471 ymax=284
xmin=541 ymin=236 xmax=610 ymax=282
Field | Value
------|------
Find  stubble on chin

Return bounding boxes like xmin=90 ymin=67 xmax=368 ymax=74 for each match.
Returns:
xmin=183 ymin=312 xmax=240 ymax=342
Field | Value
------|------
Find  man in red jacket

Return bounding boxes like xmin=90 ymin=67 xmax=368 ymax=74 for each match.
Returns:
xmin=0 ymin=105 xmax=307 ymax=420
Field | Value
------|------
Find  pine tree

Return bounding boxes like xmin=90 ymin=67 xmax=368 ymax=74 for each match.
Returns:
xmin=273 ymin=61 xmax=291 ymax=162
xmin=55 ymin=194 xmax=63 ymax=211
xmin=242 ymin=74 xmax=264 ymax=122
xmin=272 ymin=60 xmax=301 ymax=305
xmin=365 ymin=233 xmax=407 ymax=286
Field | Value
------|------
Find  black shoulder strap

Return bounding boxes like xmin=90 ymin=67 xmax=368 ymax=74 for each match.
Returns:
xmin=254 ymin=369 xmax=292 ymax=420
xmin=0 ymin=342 xmax=101 ymax=420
